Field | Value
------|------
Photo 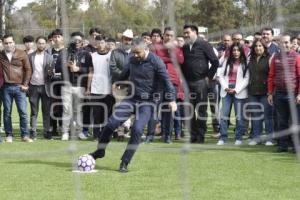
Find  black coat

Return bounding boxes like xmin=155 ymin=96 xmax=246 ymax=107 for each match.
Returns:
xmin=182 ymin=38 xmax=219 ymax=81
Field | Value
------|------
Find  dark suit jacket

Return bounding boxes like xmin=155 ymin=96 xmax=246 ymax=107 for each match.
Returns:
xmin=28 ymin=51 xmax=53 ymax=97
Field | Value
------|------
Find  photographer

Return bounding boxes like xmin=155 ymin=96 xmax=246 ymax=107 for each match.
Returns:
xmin=55 ymin=32 xmax=93 ymax=141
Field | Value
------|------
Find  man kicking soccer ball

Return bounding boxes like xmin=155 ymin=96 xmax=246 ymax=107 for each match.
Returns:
xmin=89 ymin=40 xmax=177 ymax=172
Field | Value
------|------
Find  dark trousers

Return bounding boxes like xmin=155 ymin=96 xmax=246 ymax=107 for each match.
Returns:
xmin=188 ymin=79 xmax=208 ymax=143
xmin=92 ymin=94 xmax=114 ymax=138
xmin=97 ymin=99 xmax=152 ymax=164
xmin=50 ymin=84 xmax=62 ymax=134
xmin=82 ymin=98 xmax=92 ymax=132
xmin=208 ymin=80 xmax=220 ymax=132
xmin=0 ymin=97 xmax=2 ymax=127
xmin=274 ymin=92 xmax=300 ymax=150
xmin=29 ymin=85 xmax=51 ymax=135
xmin=146 ymin=91 xmax=163 ymax=137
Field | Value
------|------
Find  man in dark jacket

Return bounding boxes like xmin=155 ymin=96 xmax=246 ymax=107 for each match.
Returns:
xmin=110 ymin=29 xmax=134 ymax=139
xmin=90 ymin=41 xmax=176 ymax=172
xmin=182 ymin=24 xmax=219 ymax=143
xmin=48 ymin=29 xmax=65 ymax=136
xmin=55 ymin=31 xmax=93 ymax=141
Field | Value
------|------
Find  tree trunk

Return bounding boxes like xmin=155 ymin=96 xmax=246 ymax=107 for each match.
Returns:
xmin=0 ymin=0 xmax=6 ymax=36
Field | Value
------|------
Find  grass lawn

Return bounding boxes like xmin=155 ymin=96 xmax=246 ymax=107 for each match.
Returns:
xmin=0 ymin=134 xmax=300 ymax=200
xmin=0 ymin=102 xmax=299 ymax=199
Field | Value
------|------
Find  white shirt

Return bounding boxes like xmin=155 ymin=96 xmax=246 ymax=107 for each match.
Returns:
xmin=30 ymin=52 xmax=45 ymax=85
xmin=91 ymin=51 xmax=112 ymax=94
xmin=5 ymin=51 xmax=13 ymax=62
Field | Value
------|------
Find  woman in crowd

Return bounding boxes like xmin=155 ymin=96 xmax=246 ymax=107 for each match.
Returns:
xmin=217 ymin=43 xmax=249 ymax=145
xmin=248 ymin=39 xmax=273 ymax=146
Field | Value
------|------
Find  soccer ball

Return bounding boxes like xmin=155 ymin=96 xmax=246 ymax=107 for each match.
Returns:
xmin=77 ymin=154 xmax=96 ymax=172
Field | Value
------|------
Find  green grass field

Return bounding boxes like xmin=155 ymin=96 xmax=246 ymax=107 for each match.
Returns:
xmin=0 ymin=134 xmax=300 ymax=200
xmin=0 ymin=103 xmax=300 ymax=199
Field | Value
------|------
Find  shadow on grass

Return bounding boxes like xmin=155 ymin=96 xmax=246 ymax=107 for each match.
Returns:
xmin=144 ymin=139 xmax=300 ymax=164
xmin=7 ymin=160 xmax=117 ymax=172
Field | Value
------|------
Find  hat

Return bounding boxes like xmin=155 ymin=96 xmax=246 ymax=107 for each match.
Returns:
xmin=245 ymin=35 xmax=254 ymax=41
xmin=122 ymin=29 xmax=134 ymax=39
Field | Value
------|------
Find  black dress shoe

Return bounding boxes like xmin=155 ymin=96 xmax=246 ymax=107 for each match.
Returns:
xmin=118 ymin=161 xmax=128 ymax=173
xmin=164 ymin=136 xmax=172 ymax=144
xmin=89 ymin=149 xmax=105 ymax=159
xmin=44 ymin=132 xmax=53 ymax=140
xmin=276 ymin=148 xmax=288 ymax=153
xmin=291 ymin=148 xmax=296 ymax=154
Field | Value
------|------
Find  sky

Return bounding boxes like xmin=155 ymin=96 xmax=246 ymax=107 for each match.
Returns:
xmin=14 ymin=0 xmax=36 ymax=10
xmin=14 ymin=0 xmax=89 ymax=11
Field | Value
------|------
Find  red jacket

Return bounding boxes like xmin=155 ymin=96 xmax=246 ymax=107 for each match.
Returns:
xmin=151 ymin=43 xmax=184 ymax=86
xmin=268 ymin=50 xmax=300 ymax=94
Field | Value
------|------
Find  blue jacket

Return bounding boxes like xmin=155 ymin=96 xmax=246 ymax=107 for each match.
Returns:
xmin=119 ymin=52 xmax=175 ymax=102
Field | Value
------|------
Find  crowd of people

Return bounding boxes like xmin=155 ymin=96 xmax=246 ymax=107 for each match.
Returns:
xmin=0 ymin=25 xmax=299 ymax=160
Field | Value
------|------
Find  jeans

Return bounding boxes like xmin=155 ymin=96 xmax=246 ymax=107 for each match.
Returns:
xmin=146 ymin=91 xmax=163 ymax=138
xmin=3 ymin=84 xmax=29 ymax=137
xmin=0 ymin=97 xmax=2 ymax=127
xmin=220 ymin=93 xmax=246 ymax=141
xmin=249 ymin=95 xmax=273 ymax=142
xmin=97 ymin=98 xmax=153 ymax=164
xmin=173 ymin=105 xmax=182 ymax=136
xmin=161 ymin=86 xmax=178 ymax=140
xmin=208 ymin=80 xmax=220 ymax=132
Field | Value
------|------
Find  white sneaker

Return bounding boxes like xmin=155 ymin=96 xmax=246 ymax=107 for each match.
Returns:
xmin=248 ymin=140 xmax=258 ymax=146
xmin=265 ymin=141 xmax=274 ymax=146
xmin=124 ymin=133 xmax=131 ymax=138
xmin=6 ymin=136 xmax=13 ymax=143
xmin=5 ymin=136 xmax=12 ymax=143
xmin=234 ymin=140 xmax=242 ymax=146
xmin=22 ymin=136 xmax=33 ymax=143
xmin=78 ymin=132 xmax=88 ymax=140
xmin=61 ymin=133 xmax=69 ymax=141
xmin=0 ymin=127 xmax=5 ymax=133
xmin=217 ymin=140 xmax=225 ymax=145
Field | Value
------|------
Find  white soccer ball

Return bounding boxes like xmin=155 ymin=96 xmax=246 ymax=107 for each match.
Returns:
xmin=77 ymin=154 xmax=96 ymax=172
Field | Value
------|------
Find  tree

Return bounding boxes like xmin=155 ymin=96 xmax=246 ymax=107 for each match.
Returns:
xmin=0 ymin=0 xmax=16 ymax=35
xmin=196 ymin=0 xmax=244 ymax=34
xmin=283 ymin=0 xmax=300 ymax=33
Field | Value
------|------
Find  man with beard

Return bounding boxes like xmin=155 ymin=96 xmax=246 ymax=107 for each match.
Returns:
xmin=110 ymin=29 xmax=134 ymax=140
xmin=28 ymin=36 xmax=53 ymax=140
xmin=89 ymin=41 xmax=176 ymax=172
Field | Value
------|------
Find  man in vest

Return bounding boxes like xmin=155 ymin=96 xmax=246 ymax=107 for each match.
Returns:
xmin=268 ymin=34 xmax=300 ymax=153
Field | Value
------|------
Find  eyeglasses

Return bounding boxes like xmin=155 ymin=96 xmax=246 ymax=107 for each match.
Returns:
xmin=123 ymin=37 xmax=133 ymax=41
xmin=73 ymin=39 xmax=82 ymax=43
